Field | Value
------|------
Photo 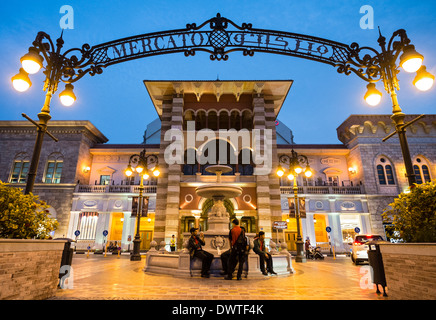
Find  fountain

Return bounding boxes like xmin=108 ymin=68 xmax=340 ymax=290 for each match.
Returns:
xmin=144 ymin=165 xmax=293 ymax=278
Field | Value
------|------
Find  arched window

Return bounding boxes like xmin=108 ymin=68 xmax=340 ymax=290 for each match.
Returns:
xmin=10 ymin=152 xmax=30 ymax=183
xmin=44 ymin=153 xmax=64 ymax=184
xmin=376 ymin=157 xmax=395 ymax=185
xmin=413 ymin=157 xmax=432 ymax=184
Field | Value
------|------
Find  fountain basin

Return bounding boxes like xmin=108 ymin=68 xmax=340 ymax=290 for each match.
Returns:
xmin=195 ymin=184 xmax=242 ymax=199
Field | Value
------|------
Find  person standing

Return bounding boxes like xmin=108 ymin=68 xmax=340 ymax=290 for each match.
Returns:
xmin=253 ymin=231 xmax=276 ymax=276
xmin=225 ymin=219 xmax=248 ymax=280
xmin=188 ymin=228 xmax=214 ymax=278
xmin=305 ymin=237 xmax=311 ymax=259
xmin=170 ymin=234 xmax=176 ymax=252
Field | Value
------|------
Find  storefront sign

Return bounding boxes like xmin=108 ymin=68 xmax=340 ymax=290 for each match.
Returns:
xmin=273 ymin=221 xmax=288 ymax=229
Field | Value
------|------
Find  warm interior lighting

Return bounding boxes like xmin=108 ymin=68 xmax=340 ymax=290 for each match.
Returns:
xmin=20 ymin=47 xmax=43 ymax=74
xmin=59 ymin=84 xmax=76 ymax=106
xmin=364 ymin=83 xmax=382 ymax=106
xmin=400 ymin=45 xmax=424 ymax=73
xmin=413 ymin=66 xmax=435 ymax=91
xmin=11 ymin=68 xmax=32 ymax=92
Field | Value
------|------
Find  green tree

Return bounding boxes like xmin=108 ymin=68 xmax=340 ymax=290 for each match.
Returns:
xmin=0 ymin=181 xmax=58 ymax=239
xmin=383 ymin=182 xmax=436 ymax=243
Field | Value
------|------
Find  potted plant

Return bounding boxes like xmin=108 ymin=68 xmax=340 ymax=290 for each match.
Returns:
xmin=380 ymin=181 xmax=436 ymax=299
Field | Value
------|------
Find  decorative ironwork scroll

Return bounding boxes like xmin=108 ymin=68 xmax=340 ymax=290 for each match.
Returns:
xmin=43 ymin=13 xmax=392 ymax=84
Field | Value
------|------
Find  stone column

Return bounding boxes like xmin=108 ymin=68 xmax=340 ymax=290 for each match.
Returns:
xmin=154 ymin=95 xmax=183 ymax=245
xmin=252 ymin=96 xmax=281 ymax=239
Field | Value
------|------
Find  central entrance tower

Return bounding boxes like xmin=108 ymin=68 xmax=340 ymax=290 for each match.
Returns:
xmin=143 ymin=80 xmax=293 ymax=247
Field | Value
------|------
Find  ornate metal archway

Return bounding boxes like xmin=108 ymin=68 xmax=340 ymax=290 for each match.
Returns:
xmin=40 ymin=12 xmax=396 ymax=85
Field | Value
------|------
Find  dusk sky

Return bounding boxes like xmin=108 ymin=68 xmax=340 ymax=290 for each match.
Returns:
xmin=1 ymin=0 xmax=435 ymax=145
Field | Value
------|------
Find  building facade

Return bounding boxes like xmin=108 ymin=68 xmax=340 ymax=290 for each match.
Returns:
xmin=1 ymin=80 xmax=435 ymax=253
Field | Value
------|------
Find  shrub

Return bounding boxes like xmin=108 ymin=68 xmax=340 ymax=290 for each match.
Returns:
xmin=0 ymin=181 xmax=58 ymax=239
xmin=383 ymin=182 xmax=436 ymax=243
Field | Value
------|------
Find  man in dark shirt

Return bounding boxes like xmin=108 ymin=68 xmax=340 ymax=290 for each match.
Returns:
xmin=225 ymin=219 xmax=248 ymax=280
xmin=188 ymin=227 xmax=214 ymax=278
xmin=253 ymin=231 xmax=277 ymax=276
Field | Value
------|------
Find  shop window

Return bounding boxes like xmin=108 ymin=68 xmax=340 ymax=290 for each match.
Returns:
xmin=340 ymin=214 xmax=362 ymax=243
xmin=77 ymin=212 xmax=99 ymax=240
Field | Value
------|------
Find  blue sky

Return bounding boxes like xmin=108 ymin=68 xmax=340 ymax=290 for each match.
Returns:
xmin=1 ymin=0 xmax=435 ymax=144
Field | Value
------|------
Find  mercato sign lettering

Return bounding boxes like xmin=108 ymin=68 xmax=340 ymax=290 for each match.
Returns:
xmin=93 ymin=30 xmax=344 ymax=64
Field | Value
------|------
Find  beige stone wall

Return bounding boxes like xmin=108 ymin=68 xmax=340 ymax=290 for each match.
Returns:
xmin=379 ymin=243 xmax=436 ymax=300
xmin=0 ymin=239 xmax=65 ymax=300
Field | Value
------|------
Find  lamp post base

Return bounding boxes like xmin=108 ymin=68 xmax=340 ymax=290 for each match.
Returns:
xmin=130 ymin=238 xmax=142 ymax=261
xmin=295 ymin=240 xmax=306 ymax=263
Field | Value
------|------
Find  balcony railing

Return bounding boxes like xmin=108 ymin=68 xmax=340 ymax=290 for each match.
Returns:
xmin=280 ymin=185 xmax=365 ymax=195
xmin=75 ymin=185 xmax=157 ymax=194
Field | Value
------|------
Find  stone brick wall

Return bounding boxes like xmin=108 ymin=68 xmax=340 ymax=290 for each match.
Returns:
xmin=0 ymin=239 xmax=65 ymax=300
xmin=379 ymin=243 xmax=436 ymax=300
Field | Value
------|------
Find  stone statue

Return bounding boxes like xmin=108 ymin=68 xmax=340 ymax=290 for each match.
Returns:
xmin=209 ymin=200 xmax=229 ymax=218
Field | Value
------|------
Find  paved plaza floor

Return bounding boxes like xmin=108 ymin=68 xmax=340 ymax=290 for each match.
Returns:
xmin=51 ymin=253 xmax=388 ymax=301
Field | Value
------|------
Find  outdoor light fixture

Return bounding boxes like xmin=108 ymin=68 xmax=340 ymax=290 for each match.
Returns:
xmin=82 ymin=166 xmax=91 ymax=173
xmin=277 ymin=149 xmax=312 ymax=263
xmin=11 ymin=31 xmax=95 ymax=194
xmin=11 ymin=68 xmax=32 ymax=92
xmin=364 ymin=83 xmax=382 ymax=106
xmin=413 ymin=66 xmax=435 ymax=91
xmin=20 ymin=47 xmax=44 ymax=74
xmin=124 ymin=149 xmax=159 ymax=261
xmin=350 ymin=28 xmax=435 ymax=187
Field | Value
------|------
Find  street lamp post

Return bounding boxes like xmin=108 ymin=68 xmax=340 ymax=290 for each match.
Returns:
xmin=276 ymin=149 xmax=313 ymax=263
xmin=11 ymin=31 xmax=100 ymax=194
xmin=124 ymin=149 xmax=160 ymax=261
xmin=349 ymin=28 xmax=434 ymax=187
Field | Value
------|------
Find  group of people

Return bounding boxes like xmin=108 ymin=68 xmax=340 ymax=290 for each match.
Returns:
xmin=187 ymin=218 xmax=277 ymax=279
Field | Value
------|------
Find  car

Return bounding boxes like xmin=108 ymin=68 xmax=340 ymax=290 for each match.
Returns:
xmin=351 ymin=234 xmax=384 ymax=265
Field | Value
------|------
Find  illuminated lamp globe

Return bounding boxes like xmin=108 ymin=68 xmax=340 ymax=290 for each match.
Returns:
xmin=364 ymin=83 xmax=382 ymax=106
xmin=59 ymin=84 xmax=76 ymax=106
xmin=20 ymin=47 xmax=43 ymax=74
xmin=399 ymin=45 xmax=424 ymax=73
xmin=413 ymin=66 xmax=435 ymax=91
xmin=11 ymin=68 xmax=32 ymax=92
xmin=152 ymin=165 xmax=160 ymax=177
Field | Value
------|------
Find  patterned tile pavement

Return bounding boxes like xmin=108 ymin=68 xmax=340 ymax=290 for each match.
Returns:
xmin=50 ymin=253 xmax=388 ymax=301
